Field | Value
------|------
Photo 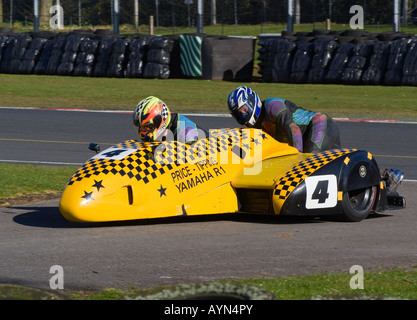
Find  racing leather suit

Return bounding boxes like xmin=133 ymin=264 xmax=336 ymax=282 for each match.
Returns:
xmin=258 ymin=98 xmax=341 ymax=153
xmin=164 ymin=113 xmax=202 ymax=145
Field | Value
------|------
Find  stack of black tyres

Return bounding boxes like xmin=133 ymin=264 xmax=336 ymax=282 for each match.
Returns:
xmin=143 ymin=37 xmax=174 ymax=79
xmin=0 ymin=36 xmax=12 ymax=72
xmin=401 ymin=39 xmax=417 ymax=86
xmin=384 ymin=38 xmax=408 ymax=86
xmin=273 ymin=40 xmax=297 ymax=83
xmin=324 ymin=42 xmax=355 ymax=84
xmin=107 ymin=38 xmax=129 ymax=77
xmin=34 ymin=39 xmax=58 ymax=75
xmin=0 ymin=32 xmax=177 ymax=79
xmin=18 ymin=38 xmax=48 ymax=74
xmin=125 ymin=37 xmax=149 ymax=78
xmin=361 ymin=41 xmax=390 ymax=85
xmin=45 ymin=36 xmax=66 ymax=75
xmin=308 ymin=38 xmax=338 ymax=83
xmin=290 ymin=42 xmax=314 ymax=83
xmin=257 ymin=39 xmax=297 ymax=83
xmin=57 ymin=35 xmax=85 ymax=76
xmin=73 ymin=38 xmax=100 ymax=77
xmin=0 ymin=34 xmax=32 ymax=73
xmin=0 ymin=35 xmax=7 ymax=62
xmin=93 ymin=38 xmax=118 ymax=77
xmin=340 ymin=42 xmax=373 ymax=84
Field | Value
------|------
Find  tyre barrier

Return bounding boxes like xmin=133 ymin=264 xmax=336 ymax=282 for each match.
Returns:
xmin=0 ymin=31 xmax=174 ymax=79
xmin=258 ymin=30 xmax=417 ymax=86
xmin=0 ymin=31 xmax=256 ymax=81
xmin=3 ymin=29 xmax=415 ymax=85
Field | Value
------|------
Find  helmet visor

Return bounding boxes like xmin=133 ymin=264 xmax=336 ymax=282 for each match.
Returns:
xmin=231 ymin=104 xmax=251 ymax=125
xmin=231 ymin=92 xmax=257 ymax=126
xmin=139 ymin=123 xmax=156 ymax=141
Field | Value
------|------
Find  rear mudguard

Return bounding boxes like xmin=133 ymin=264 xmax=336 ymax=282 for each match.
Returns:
xmin=272 ymin=149 xmax=384 ymax=216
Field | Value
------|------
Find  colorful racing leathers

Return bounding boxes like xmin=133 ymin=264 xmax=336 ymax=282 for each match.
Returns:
xmin=166 ymin=113 xmax=201 ymax=145
xmin=260 ymin=98 xmax=341 ymax=153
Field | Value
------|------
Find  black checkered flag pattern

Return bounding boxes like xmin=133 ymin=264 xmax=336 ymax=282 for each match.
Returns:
xmin=274 ymin=148 xmax=357 ymax=201
xmin=161 ymin=104 xmax=170 ymax=122
xmin=66 ymin=129 xmax=256 ymax=187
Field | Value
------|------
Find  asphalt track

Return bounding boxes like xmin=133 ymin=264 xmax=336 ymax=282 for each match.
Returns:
xmin=0 ymin=107 xmax=416 ymax=292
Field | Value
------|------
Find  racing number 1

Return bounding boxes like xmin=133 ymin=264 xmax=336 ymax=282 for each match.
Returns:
xmin=305 ymin=175 xmax=338 ymax=209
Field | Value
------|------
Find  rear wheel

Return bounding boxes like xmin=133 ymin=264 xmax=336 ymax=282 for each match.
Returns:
xmin=341 ymin=186 xmax=377 ymax=222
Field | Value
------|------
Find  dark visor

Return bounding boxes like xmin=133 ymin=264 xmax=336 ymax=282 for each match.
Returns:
xmin=231 ymin=94 xmax=256 ymax=125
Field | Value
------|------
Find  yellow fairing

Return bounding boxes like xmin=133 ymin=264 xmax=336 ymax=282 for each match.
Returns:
xmin=59 ymin=128 xmax=299 ymax=222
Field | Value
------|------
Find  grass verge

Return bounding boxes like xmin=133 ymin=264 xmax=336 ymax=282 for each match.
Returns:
xmin=0 ymin=163 xmax=77 ymax=206
xmin=67 ymin=268 xmax=417 ymax=300
xmin=1 ymin=74 xmax=417 ymax=121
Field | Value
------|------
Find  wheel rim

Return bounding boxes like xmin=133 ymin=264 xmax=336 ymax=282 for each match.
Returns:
xmin=347 ymin=187 xmax=376 ymax=214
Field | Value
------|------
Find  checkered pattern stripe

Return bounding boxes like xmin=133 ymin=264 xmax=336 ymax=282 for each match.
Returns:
xmin=114 ymin=140 xmax=146 ymax=149
xmin=67 ymin=129 xmax=256 ymax=186
xmin=161 ymin=104 xmax=170 ymax=122
xmin=207 ymin=128 xmax=247 ymax=154
xmin=274 ymin=148 xmax=357 ymax=200
xmin=67 ymin=140 xmax=171 ymax=186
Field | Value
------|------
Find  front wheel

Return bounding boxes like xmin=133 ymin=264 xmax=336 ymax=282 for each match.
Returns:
xmin=341 ymin=186 xmax=377 ymax=222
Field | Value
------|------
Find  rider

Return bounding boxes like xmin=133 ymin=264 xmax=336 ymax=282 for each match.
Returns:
xmin=227 ymin=85 xmax=403 ymax=192
xmin=133 ymin=96 xmax=203 ymax=145
xmin=227 ymin=85 xmax=340 ymax=153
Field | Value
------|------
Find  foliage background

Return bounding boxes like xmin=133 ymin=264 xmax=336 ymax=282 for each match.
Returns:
xmin=0 ymin=0 xmax=415 ymax=29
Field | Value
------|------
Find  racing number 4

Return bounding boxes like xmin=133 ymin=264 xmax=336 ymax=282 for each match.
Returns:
xmin=305 ymin=175 xmax=338 ymax=209
xmin=92 ymin=147 xmax=137 ymax=161
xmin=312 ymin=180 xmax=329 ymax=204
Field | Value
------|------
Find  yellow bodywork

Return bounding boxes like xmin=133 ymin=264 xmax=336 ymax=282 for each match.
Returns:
xmin=59 ymin=128 xmax=302 ymax=222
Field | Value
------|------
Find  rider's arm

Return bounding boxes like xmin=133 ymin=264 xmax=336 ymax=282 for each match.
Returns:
xmin=288 ymin=123 xmax=303 ymax=152
xmin=176 ymin=114 xmax=199 ymax=145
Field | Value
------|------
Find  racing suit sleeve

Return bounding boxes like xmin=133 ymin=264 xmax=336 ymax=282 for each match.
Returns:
xmin=264 ymin=98 xmax=303 ymax=152
xmin=176 ymin=114 xmax=199 ymax=145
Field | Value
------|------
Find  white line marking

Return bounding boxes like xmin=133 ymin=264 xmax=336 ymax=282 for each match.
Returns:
xmin=0 ymin=159 xmax=82 ymax=166
xmin=1 ymin=106 xmax=416 ymax=123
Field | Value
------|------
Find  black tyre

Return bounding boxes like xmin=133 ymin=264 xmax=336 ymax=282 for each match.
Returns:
xmin=341 ymin=186 xmax=377 ymax=222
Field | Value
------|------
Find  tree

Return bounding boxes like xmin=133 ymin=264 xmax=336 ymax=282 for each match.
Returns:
xmin=41 ymin=0 xmax=53 ymax=26
xmin=0 ymin=0 xmax=406 ymax=29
